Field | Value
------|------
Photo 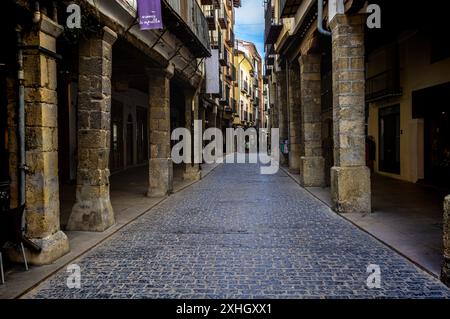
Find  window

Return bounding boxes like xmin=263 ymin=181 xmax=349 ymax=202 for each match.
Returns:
xmin=379 ymin=105 xmax=400 ymax=174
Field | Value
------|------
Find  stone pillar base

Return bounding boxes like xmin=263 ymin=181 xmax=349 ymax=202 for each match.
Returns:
xmin=331 ymin=166 xmax=371 ymax=214
xmin=7 ymin=230 xmax=69 ymax=265
xmin=67 ymin=190 xmax=115 ymax=232
xmin=300 ymin=156 xmax=325 ymax=187
xmin=148 ymin=158 xmax=173 ymax=197
xmin=183 ymin=164 xmax=201 ymax=181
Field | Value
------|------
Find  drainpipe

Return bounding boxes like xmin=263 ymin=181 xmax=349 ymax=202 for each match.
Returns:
xmin=16 ymin=26 xmax=26 ymax=206
xmin=16 ymin=1 xmax=41 ymax=206
xmin=318 ymin=0 xmax=331 ymax=36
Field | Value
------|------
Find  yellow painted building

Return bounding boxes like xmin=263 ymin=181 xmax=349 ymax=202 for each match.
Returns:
xmin=234 ymin=43 xmax=257 ymax=127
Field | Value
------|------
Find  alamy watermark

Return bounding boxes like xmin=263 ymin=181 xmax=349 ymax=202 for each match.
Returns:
xmin=366 ymin=264 xmax=381 ymax=289
xmin=66 ymin=4 xmax=81 ymax=29
xmin=366 ymin=4 xmax=381 ymax=29
xmin=66 ymin=264 xmax=81 ymax=289
xmin=64 ymin=3 xmax=382 ymax=30
xmin=171 ymin=121 xmax=280 ymax=175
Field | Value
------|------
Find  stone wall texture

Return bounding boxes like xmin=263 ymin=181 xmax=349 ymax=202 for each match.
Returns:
xmin=14 ymin=16 xmax=69 ymax=264
xmin=183 ymin=89 xmax=201 ymax=181
xmin=299 ymin=54 xmax=325 ymax=187
xmin=67 ymin=27 xmax=117 ymax=231
xmin=147 ymin=66 xmax=174 ymax=197
xmin=330 ymin=14 xmax=371 ymax=214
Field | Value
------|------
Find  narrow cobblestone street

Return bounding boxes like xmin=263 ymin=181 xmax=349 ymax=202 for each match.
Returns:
xmin=26 ymin=162 xmax=450 ymax=299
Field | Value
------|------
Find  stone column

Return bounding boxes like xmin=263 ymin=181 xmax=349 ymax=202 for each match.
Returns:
xmin=330 ymin=14 xmax=371 ymax=214
xmin=287 ymin=63 xmax=301 ymax=173
xmin=275 ymin=70 xmax=288 ymax=165
xmin=147 ymin=65 xmax=174 ymax=197
xmin=442 ymin=195 xmax=450 ymax=286
xmin=19 ymin=15 xmax=69 ymax=264
xmin=67 ymin=27 xmax=117 ymax=231
xmin=183 ymin=89 xmax=201 ymax=181
xmin=270 ymin=81 xmax=278 ymax=132
xmin=299 ymin=54 xmax=325 ymax=187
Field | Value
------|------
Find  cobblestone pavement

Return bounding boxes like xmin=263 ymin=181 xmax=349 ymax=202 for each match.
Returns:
xmin=27 ymin=162 xmax=450 ymax=298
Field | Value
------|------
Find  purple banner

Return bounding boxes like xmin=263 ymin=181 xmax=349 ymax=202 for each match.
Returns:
xmin=137 ymin=0 xmax=163 ymax=30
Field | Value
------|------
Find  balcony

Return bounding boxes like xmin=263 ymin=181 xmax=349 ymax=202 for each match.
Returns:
xmin=225 ymin=29 xmax=234 ymax=47
xmin=280 ymin=0 xmax=302 ymax=18
xmin=265 ymin=43 xmax=275 ymax=55
xmin=200 ymin=0 xmax=220 ymax=5
xmin=219 ymin=47 xmax=228 ymax=66
xmin=366 ymin=69 xmax=402 ymax=102
xmin=163 ymin=0 xmax=211 ymax=57
xmin=241 ymin=80 xmax=249 ymax=94
xmin=231 ymin=98 xmax=237 ymax=113
xmin=265 ymin=55 xmax=275 ymax=66
xmin=264 ymin=4 xmax=282 ymax=45
xmin=220 ymin=85 xmax=230 ymax=106
xmin=219 ymin=96 xmax=229 ymax=106
xmin=209 ymin=32 xmax=219 ymax=48
xmin=204 ymin=6 xmax=216 ymax=30
xmin=218 ymin=3 xmax=227 ymax=29
xmin=225 ymin=67 xmax=233 ymax=81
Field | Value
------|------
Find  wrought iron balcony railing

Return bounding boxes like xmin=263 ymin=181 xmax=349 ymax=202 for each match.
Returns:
xmin=366 ymin=69 xmax=402 ymax=102
xmin=203 ymin=6 xmax=216 ymax=30
xmin=163 ymin=0 xmax=211 ymax=57
xmin=264 ymin=2 xmax=282 ymax=44
xmin=218 ymin=1 xmax=227 ymax=29
xmin=241 ymin=80 xmax=249 ymax=93
xmin=321 ymin=71 xmax=332 ymax=111
xmin=226 ymin=29 xmax=234 ymax=47
xmin=219 ymin=46 xmax=228 ymax=66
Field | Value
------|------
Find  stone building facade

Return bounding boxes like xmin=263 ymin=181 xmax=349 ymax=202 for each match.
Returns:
xmin=0 ymin=0 xmax=212 ymax=265
xmin=200 ymin=0 xmax=241 ymax=134
xmin=264 ymin=0 xmax=450 ymax=285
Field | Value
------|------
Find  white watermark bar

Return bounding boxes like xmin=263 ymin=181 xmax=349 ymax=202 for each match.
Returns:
xmin=171 ymin=121 xmax=280 ymax=175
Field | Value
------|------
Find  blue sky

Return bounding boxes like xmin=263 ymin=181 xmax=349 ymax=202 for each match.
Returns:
xmin=234 ymin=0 xmax=265 ymax=57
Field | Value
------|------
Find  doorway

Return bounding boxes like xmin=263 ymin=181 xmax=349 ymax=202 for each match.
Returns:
xmin=126 ymin=114 xmax=134 ymax=167
xmin=136 ymin=107 xmax=148 ymax=164
xmin=110 ymin=100 xmax=124 ymax=171
xmin=379 ymin=105 xmax=400 ymax=174
xmin=424 ymin=103 xmax=450 ymax=186
xmin=413 ymin=82 xmax=450 ymax=186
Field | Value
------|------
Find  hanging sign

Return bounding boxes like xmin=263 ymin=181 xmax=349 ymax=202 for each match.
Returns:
xmin=137 ymin=0 xmax=163 ymax=30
